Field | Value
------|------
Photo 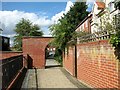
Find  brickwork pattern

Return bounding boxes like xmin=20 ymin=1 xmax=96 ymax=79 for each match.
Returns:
xmin=77 ymin=40 xmax=119 ymax=88
xmin=22 ymin=37 xmax=53 ymax=68
xmin=0 ymin=51 xmax=22 ymax=59
xmin=63 ymin=46 xmax=75 ymax=76
xmin=63 ymin=40 xmax=120 ymax=88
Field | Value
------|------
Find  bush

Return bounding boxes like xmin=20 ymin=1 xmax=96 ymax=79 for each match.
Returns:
xmin=110 ymin=31 xmax=120 ymax=47
xmin=54 ymin=48 xmax=63 ymax=65
xmin=110 ymin=14 xmax=120 ymax=48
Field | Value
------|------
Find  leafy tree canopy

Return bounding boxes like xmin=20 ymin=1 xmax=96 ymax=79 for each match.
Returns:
xmin=14 ymin=18 xmax=43 ymax=51
xmin=49 ymin=2 xmax=89 ymax=63
xmin=50 ymin=2 xmax=89 ymax=50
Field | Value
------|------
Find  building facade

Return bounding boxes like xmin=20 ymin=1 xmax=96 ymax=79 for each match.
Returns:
xmin=91 ymin=0 xmax=120 ymax=33
xmin=75 ymin=13 xmax=92 ymax=33
xmin=91 ymin=1 xmax=105 ymax=33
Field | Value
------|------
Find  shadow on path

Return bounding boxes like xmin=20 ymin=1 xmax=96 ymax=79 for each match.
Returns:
xmin=21 ymin=59 xmax=90 ymax=89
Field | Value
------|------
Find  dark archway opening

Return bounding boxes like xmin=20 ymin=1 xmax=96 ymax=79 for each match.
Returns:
xmin=45 ymin=44 xmax=61 ymax=68
xmin=45 ymin=44 xmax=56 ymax=59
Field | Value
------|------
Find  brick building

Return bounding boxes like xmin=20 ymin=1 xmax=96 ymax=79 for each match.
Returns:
xmin=76 ymin=13 xmax=92 ymax=33
xmin=91 ymin=0 xmax=120 ymax=33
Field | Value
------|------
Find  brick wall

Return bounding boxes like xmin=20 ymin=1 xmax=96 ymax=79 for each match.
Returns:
xmin=22 ymin=37 xmax=53 ymax=69
xmin=63 ymin=40 xmax=120 ymax=88
xmin=77 ymin=40 xmax=120 ymax=88
xmin=63 ymin=46 xmax=75 ymax=76
xmin=0 ymin=51 xmax=22 ymax=60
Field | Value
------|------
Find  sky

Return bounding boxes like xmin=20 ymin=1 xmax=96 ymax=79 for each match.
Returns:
xmin=0 ymin=0 xmax=94 ymax=46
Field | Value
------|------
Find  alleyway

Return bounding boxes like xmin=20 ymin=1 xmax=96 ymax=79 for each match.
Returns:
xmin=21 ymin=59 xmax=88 ymax=89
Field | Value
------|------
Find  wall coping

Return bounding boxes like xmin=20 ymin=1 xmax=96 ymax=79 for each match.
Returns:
xmin=1 ymin=51 xmax=23 ymax=53
xmin=77 ymin=40 xmax=109 ymax=45
xmin=23 ymin=36 xmax=54 ymax=39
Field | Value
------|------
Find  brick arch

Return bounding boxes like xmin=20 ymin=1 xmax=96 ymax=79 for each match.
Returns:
xmin=22 ymin=36 xmax=53 ymax=68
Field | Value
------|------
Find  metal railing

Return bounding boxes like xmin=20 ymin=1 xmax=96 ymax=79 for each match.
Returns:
xmin=0 ymin=55 xmax=23 ymax=89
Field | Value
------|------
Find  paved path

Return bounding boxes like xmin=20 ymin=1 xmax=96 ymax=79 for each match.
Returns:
xmin=37 ymin=68 xmax=77 ymax=88
xmin=45 ymin=59 xmax=60 ymax=67
xmin=21 ymin=59 xmax=88 ymax=89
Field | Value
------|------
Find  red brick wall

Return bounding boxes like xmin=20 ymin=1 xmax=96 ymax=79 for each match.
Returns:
xmin=63 ymin=46 xmax=75 ymax=76
xmin=63 ymin=40 xmax=120 ymax=88
xmin=77 ymin=40 xmax=120 ymax=88
xmin=0 ymin=51 xmax=22 ymax=60
xmin=22 ymin=37 xmax=53 ymax=68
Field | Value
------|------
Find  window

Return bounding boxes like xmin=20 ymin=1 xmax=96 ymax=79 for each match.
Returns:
xmin=108 ymin=1 xmax=115 ymax=12
xmin=81 ymin=24 xmax=84 ymax=30
xmin=4 ymin=38 xmax=8 ymax=44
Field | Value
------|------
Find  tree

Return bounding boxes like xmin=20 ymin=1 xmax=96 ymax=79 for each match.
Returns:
xmin=50 ymin=2 xmax=89 ymax=49
xmin=115 ymin=0 xmax=120 ymax=10
xmin=14 ymin=18 xmax=43 ymax=51
xmin=110 ymin=15 xmax=120 ymax=47
xmin=49 ymin=2 xmax=89 ymax=63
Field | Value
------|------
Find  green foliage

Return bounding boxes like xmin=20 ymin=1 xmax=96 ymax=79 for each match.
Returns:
xmin=98 ymin=9 xmax=120 ymax=47
xmin=93 ymin=8 xmax=120 ymax=48
xmin=67 ymin=31 xmax=89 ymax=45
xmin=49 ymin=2 xmax=88 ymax=64
xmin=49 ymin=2 xmax=89 ymax=50
xmin=72 ymin=31 xmax=89 ymax=39
xmin=95 ymin=8 xmax=115 ymax=32
xmin=54 ymin=48 xmax=63 ymax=65
xmin=110 ymin=34 xmax=120 ymax=47
xmin=14 ymin=18 xmax=43 ymax=51
xmin=110 ymin=15 xmax=120 ymax=47
xmin=114 ymin=0 xmax=120 ymax=10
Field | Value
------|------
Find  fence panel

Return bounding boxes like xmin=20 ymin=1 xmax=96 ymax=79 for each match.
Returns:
xmin=77 ymin=30 xmax=111 ymax=43
xmin=0 ymin=55 xmax=23 ymax=89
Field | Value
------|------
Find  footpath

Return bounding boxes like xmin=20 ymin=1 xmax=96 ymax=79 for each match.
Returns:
xmin=21 ymin=59 xmax=89 ymax=89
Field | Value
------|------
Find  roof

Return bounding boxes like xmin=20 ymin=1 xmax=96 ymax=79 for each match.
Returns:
xmin=96 ymin=2 xmax=105 ymax=9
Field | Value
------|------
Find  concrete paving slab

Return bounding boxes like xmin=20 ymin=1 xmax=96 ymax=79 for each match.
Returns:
xmin=21 ymin=69 xmax=37 ymax=88
xmin=21 ymin=59 xmax=90 ymax=89
xmin=37 ymin=68 xmax=78 ymax=88
xmin=45 ymin=59 xmax=60 ymax=67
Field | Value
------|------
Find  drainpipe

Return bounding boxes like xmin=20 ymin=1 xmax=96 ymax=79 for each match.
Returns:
xmin=75 ymin=44 xmax=77 ymax=78
xmin=74 ymin=38 xmax=77 ymax=78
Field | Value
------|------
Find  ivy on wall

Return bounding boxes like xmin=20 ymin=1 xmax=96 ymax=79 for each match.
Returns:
xmin=110 ymin=14 xmax=120 ymax=47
